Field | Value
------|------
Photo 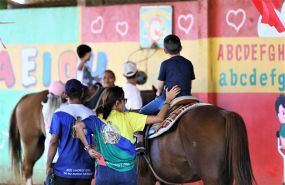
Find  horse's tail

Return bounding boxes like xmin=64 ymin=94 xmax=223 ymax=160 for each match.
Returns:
xmin=224 ymin=111 xmax=256 ymax=185
xmin=9 ymin=102 xmax=22 ymax=178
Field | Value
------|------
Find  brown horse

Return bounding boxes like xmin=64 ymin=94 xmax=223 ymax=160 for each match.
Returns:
xmin=8 ymin=88 xmax=156 ymax=184
xmin=9 ymin=90 xmax=49 ymax=185
xmin=137 ymin=105 xmax=255 ymax=185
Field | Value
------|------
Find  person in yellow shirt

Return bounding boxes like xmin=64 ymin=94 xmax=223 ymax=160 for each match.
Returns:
xmin=75 ymin=85 xmax=180 ymax=185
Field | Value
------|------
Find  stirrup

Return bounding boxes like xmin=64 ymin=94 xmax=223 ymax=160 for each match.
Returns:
xmin=136 ymin=142 xmax=145 ymax=155
xmin=136 ymin=146 xmax=146 ymax=155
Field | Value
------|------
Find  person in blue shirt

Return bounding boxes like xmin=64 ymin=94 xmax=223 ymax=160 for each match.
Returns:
xmin=46 ymin=79 xmax=101 ymax=185
xmin=136 ymin=34 xmax=195 ymax=152
xmin=139 ymin=34 xmax=196 ymax=115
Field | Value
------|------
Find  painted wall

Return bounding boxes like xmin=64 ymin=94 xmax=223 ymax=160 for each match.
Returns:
xmin=0 ymin=0 xmax=284 ymax=184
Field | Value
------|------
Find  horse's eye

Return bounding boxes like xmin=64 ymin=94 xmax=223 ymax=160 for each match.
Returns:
xmin=42 ymin=96 xmax=48 ymax=103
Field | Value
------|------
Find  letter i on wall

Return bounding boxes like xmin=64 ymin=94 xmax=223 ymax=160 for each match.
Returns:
xmin=43 ymin=52 xmax=51 ymax=87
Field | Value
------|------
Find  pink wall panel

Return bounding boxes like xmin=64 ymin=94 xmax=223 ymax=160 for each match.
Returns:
xmin=209 ymin=0 xmax=260 ymax=37
xmin=214 ymin=93 xmax=282 ymax=185
xmin=82 ymin=5 xmax=140 ymax=42
xmin=82 ymin=1 xmax=209 ymax=42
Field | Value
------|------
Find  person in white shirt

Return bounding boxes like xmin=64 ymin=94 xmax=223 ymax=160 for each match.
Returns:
xmin=42 ymin=81 xmax=65 ymax=163
xmin=76 ymin=44 xmax=93 ymax=87
xmin=122 ymin=61 xmax=142 ymax=111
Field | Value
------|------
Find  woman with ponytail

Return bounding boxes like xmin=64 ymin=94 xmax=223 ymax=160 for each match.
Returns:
xmin=75 ymin=85 xmax=180 ymax=185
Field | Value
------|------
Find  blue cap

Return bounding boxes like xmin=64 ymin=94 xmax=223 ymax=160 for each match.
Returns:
xmin=65 ymin=79 xmax=83 ymax=96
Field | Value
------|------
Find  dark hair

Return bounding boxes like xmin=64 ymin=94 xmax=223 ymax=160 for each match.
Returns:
xmin=275 ymin=94 xmax=285 ymax=114
xmin=77 ymin=44 xmax=91 ymax=58
xmin=126 ymin=71 xmax=137 ymax=80
xmin=65 ymin=79 xmax=84 ymax=100
xmin=104 ymin=70 xmax=116 ymax=80
xmin=96 ymin=86 xmax=124 ymax=119
xmin=164 ymin=34 xmax=182 ymax=55
xmin=67 ymin=88 xmax=83 ymax=99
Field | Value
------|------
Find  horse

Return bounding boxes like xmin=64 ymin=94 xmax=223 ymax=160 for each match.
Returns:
xmin=8 ymin=88 xmax=156 ymax=184
xmin=9 ymin=90 xmax=49 ymax=184
xmin=137 ymin=104 xmax=255 ymax=185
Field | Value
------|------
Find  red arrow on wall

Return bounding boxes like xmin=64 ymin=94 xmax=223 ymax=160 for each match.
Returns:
xmin=251 ymin=0 xmax=285 ymax=32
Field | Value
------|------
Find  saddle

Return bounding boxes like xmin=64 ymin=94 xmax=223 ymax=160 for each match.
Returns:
xmin=147 ymin=96 xmax=200 ymax=139
xmin=169 ymin=95 xmax=200 ymax=110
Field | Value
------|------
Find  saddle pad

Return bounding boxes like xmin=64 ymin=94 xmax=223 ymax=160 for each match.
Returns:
xmin=170 ymin=96 xmax=200 ymax=108
xmin=148 ymin=103 xmax=211 ymax=139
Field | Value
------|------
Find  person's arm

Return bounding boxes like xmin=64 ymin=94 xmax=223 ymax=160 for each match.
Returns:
xmin=46 ymin=113 xmax=61 ymax=175
xmin=75 ymin=121 xmax=101 ymax=159
xmin=189 ymin=62 xmax=195 ymax=94
xmin=156 ymin=80 xmax=164 ymax=97
xmin=77 ymin=59 xmax=86 ymax=70
xmin=157 ymin=61 xmax=166 ymax=96
xmin=46 ymin=134 xmax=59 ymax=174
xmin=75 ymin=122 xmax=89 ymax=146
xmin=189 ymin=81 xmax=192 ymax=94
xmin=146 ymin=86 xmax=180 ymax=124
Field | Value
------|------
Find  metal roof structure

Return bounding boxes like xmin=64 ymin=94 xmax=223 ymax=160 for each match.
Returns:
xmin=6 ymin=0 xmax=191 ymax=8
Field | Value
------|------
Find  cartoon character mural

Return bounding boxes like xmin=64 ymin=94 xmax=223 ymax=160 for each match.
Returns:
xmin=276 ymin=94 xmax=285 ymax=149
xmin=276 ymin=94 xmax=285 ymax=185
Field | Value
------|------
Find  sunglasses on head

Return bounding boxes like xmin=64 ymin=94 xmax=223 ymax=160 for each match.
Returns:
xmin=118 ymin=98 xmax=127 ymax=103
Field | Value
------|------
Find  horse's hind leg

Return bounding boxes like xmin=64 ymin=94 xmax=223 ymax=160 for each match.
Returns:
xmin=22 ymin=135 xmax=45 ymax=185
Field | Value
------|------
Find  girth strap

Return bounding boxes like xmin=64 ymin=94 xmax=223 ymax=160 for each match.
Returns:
xmin=142 ymin=155 xmax=178 ymax=185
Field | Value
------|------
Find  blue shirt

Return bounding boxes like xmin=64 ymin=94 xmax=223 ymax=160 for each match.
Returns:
xmin=158 ymin=55 xmax=195 ymax=98
xmin=50 ymin=103 xmax=100 ymax=179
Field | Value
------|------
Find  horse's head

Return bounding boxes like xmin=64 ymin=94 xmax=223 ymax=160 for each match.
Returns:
xmin=152 ymin=85 xmax=157 ymax=94
xmin=140 ymin=87 xmax=156 ymax=106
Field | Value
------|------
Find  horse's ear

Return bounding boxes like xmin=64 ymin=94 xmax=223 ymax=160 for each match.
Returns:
xmin=152 ymin=85 xmax=157 ymax=94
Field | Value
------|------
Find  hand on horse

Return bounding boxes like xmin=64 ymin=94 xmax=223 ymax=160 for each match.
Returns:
xmin=165 ymin=85 xmax=181 ymax=103
xmin=87 ymin=148 xmax=102 ymax=159
xmin=161 ymin=121 xmax=170 ymax=128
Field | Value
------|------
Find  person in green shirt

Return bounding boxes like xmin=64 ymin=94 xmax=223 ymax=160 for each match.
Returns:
xmin=75 ymin=85 xmax=180 ymax=185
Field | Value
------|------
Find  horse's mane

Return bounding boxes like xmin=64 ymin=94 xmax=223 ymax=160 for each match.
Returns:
xmin=42 ymin=93 xmax=64 ymax=126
